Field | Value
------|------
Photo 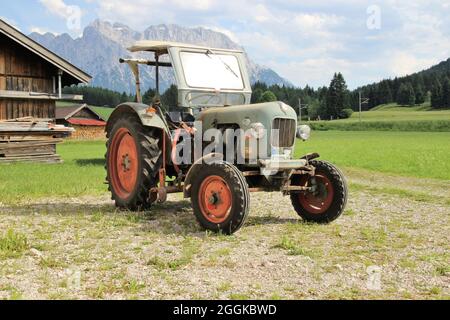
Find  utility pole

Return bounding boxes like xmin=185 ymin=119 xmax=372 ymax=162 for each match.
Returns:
xmin=358 ymin=91 xmax=369 ymax=123
xmin=298 ymin=98 xmax=309 ymax=123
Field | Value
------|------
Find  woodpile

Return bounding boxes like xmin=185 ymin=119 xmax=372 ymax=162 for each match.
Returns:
xmin=0 ymin=117 xmax=73 ymax=163
xmin=68 ymin=125 xmax=106 ymax=140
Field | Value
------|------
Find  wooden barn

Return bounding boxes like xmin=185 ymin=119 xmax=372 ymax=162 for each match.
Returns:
xmin=56 ymin=104 xmax=106 ymax=140
xmin=0 ymin=19 xmax=91 ymax=163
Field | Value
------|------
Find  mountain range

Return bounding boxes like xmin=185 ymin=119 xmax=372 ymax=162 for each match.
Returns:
xmin=29 ymin=20 xmax=292 ymax=93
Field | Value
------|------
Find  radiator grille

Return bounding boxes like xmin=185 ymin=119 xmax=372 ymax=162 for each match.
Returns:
xmin=271 ymin=118 xmax=296 ymax=147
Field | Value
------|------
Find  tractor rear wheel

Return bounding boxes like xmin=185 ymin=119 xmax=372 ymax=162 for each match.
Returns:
xmin=290 ymin=160 xmax=347 ymax=223
xmin=191 ymin=162 xmax=249 ymax=234
xmin=106 ymin=115 xmax=162 ymax=210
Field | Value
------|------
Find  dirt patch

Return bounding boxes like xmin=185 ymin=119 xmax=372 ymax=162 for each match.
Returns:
xmin=0 ymin=172 xmax=449 ymax=300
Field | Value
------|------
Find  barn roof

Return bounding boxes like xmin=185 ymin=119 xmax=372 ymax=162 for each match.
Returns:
xmin=55 ymin=104 xmax=106 ymax=122
xmin=0 ymin=19 xmax=91 ymax=84
xmin=67 ymin=118 xmax=106 ymax=126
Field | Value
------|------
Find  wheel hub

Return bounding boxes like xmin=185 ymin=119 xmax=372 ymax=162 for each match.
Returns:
xmin=108 ymin=128 xmax=139 ymax=199
xmin=298 ymin=173 xmax=334 ymax=214
xmin=208 ymin=193 xmax=220 ymax=205
xmin=121 ymin=154 xmax=131 ymax=171
xmin=198 ymin=176 xmax=232 ymax=224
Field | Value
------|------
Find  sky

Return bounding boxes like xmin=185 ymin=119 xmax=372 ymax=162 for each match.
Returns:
xmin=2 ymin=0 xmax=450 ymax=89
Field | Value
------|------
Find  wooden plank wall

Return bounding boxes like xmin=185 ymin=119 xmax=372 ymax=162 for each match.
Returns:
xmin=0 ymin=40 xmax=5 ymax=90
xmin=0 ymin=34 xmax=56 ymax=120
xmin=0 ymin=99 xmax=55 ymax=120
xmin=73 ymin=108 xmax=100 ymax=120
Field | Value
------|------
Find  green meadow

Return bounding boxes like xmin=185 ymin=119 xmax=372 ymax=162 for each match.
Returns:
xmin=308 ymin=104 xmax=450 ymax=131
xmin=0 ymin=141 xmax=108 ymax=204
xmin=1 ymin=131 xmax=449 ymax=204
xmin=341 ymin=103 xmax=450 ymax=121
xmin=0 ymin=103 xmax=448 ymax=204
xmin=297 ymin=131 xmax=450 ymax=180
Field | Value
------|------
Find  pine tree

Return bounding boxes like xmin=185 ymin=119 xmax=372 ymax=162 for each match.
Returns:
xmin=396 ymin=83 xmax=415 ymax=106
xmin=441 ymin=77 xmax=450 ymax=108
xmin=414 ymin=83 xmax=425 ymax=105
xmin=326 ymin=73 xmax=349 ymax=119
xmin=367 ymin=87 xmax=378 ymax=109
xmin=120 ymin=92 xmax=129 ymax=103
xmin=251 ymin=88 xmax=264 ymax=103
xmin=431 ymin=79 xmax=442 ymax=109
xmin=377 ymin=81 xmax=393 ymax=105
xmin=142 ymin=88 xmax=156 ymax=105
xmin=161 ymin=85 xmax=178 ymax=110
xmin=260 ymin=90 xmax=277 ymax=102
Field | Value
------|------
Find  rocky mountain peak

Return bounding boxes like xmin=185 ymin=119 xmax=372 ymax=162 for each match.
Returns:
xmin=29 ymin=20 xmax=292 ymax=93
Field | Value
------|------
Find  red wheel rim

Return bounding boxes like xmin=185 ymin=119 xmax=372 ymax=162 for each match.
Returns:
xmin=109 ymin=128 xmax=139 ymax=199
xmin=198 ymin=175 xmax=232 ymax=224
xmin=298 ymin=173 xmax=334 ymax=214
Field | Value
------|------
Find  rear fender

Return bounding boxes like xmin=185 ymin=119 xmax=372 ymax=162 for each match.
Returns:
xmin=106 ymin=103 xmax=172 ymax=166
xmin=106 ymin=103 xmax=169 ymax=135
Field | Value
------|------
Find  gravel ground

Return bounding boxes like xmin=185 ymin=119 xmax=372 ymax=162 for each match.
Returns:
xmin=0 ymin=170 xmax=449 ymax=300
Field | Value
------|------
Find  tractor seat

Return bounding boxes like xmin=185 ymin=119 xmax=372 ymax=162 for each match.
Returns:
xmin=166 ymin=111 xmax=195 ymax=127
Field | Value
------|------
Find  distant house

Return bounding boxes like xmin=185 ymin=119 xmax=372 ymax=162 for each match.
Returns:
xmin=56 ymin=104 xmax=106 ymax=139
xmin=0 ymin=19 xmax=91 ymax=163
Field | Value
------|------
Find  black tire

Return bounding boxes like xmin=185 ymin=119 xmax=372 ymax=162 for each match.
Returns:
xmin=290 ymin=160 xmax=347 ymax=223
xmin=191 ymin=162 xmax=249 ymax=234
xmin=106 ymin=114 xmax=162 ymax=211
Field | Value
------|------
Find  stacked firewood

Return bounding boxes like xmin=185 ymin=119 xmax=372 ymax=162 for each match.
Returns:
xmin=0 ymin=117 xmax=73 ymax=163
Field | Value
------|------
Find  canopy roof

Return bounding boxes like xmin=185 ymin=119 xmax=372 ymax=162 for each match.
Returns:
xmin=128 ymin=40 xmax=244 ymax=54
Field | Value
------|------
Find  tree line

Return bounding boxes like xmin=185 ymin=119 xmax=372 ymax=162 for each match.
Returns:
xmin=66 ymin=57 xmax=450 ymax=120
xmin=251 ymin=73 xmax=353 ymax=120
xmin=63 ymin=85 xmax=179 ymax=110
xmin=63 ymin=86 xmax=134 ymax=107
xmin=354 ymin=58 xmax=450 ymax=109
xmin=65 ymin=76 xmax=357 ymax=120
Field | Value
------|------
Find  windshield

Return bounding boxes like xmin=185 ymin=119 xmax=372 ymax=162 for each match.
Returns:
xmin=180 ymin=51 xmax=244 ymax=90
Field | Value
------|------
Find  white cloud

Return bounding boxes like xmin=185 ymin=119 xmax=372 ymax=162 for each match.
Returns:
xmin=30 ymin=27 xmax=59 ymax=36
xmin=293 ymin=13 xmax=343 ymax=31
xmin=172 ymin=0 xmax=212 ymax=10
xmin=252 ymin=4 xmax=276 ymax=23
xmin=378 ymin=2 xmax=450 ymax=79
xmin=55 ymin=0 xmax=450 ymax=87
xmin=39 ymin=0 xmax=83 ymax=30
xmin=205 ymin=26 xmax=240 ymax=43
xmin=39 ymin=0 xmax=74 ymax=19
xmin=389 ymin=51 xmax=437 ymax=77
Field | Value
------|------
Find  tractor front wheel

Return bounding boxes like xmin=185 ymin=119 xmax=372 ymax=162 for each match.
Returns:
xmin=290 ymin=160 xmax=347 ymax=223
xmin=191 ymin=162 xmax=249 ymax=234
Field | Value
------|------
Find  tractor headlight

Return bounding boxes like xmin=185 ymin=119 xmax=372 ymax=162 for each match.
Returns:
xmin=250 ymin=122 xmax=266 ymax=139
xmin=297 ymin=125 xmax=311 ymax=141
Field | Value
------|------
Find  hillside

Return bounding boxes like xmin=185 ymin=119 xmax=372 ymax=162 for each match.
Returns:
xmin=420 ymin=58 xmax=450 ymax=78
xmin=29 ymin=20 xmax=292 ymax=94
xmin=353 ymin=58 xmax=450 ymax=110
xmin=340 ymin=103 xmax=449 ymax=122
xmin=308 ymin=103 xmax=450 ymax=132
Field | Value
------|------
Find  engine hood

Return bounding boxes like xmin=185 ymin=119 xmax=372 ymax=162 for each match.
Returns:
xmin=198 ymin=101 xmax=297 ymax=130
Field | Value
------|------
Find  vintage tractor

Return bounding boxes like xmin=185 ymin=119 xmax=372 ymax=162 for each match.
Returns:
xmin=106 ymin=41 xmax=348 ymax=234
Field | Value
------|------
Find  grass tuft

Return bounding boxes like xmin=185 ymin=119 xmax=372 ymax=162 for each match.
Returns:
xmin=147 ymin=237 xmax=201 ymax=271
xmin=274 ymin=236 xmax=313 ymax=257
xmin=0 ymin=229 xmax=29 ymax=259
